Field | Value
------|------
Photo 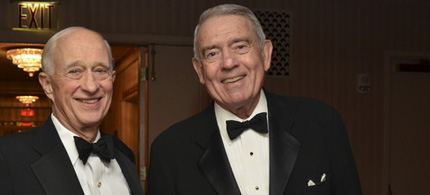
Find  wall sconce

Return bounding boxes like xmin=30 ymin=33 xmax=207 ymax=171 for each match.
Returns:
xmin=6 ymin=48 xmax=43 ymax=77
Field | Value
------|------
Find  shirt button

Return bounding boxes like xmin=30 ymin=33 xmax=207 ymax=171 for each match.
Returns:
xmin=255 ymin=186 xmax=259 ymax=190
xmin=250 ymin=152 xmax=254 ymax=156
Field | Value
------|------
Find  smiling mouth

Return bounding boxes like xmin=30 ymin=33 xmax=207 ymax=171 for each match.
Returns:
xmin=222 ymin=75 xmax=245 ymax=84
xmin=77 ymin=98 xmax=101 ymax=104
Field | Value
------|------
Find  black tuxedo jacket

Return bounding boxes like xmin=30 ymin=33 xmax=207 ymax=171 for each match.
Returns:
xmin=0 ymin=116 xmax=144 ymax=195
xmin=148 ymin=92 xmax=362 ymax=195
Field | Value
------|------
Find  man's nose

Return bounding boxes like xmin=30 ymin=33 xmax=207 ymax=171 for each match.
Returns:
xmin=221 ymin=48 xmax=238 ymax=69
xmin=80 ymin=71 xmax=99 ymax=92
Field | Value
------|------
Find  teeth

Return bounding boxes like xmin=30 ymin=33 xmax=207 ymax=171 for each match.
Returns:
xmin=81 ymin=99 xmax=98 ymax=103
xmin=222 ymin=76 xmax=245 ymax=83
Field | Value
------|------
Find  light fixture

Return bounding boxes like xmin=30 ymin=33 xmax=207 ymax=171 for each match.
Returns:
xmin=6 ymin=48 xmax=43 ymax=77
xmin=16 ymin=95 xmax=39 ymax=105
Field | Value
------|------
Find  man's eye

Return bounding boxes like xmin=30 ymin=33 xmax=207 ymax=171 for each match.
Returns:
xmin=95 ymin=69 xmax=106 ymax=73
xmin=70 ymin=69 xmax=81 ymax=74
xmin=235 ymin=44 xmax=250 ymax=53
xmin=93 ymin=67 xmax=111 ymax=80
xmin=207 ymin=52 xmax=216 ymax=58
xmin=65 ymin=69 xmax=83 ymax=79
xmin=204 ymin=50 xmax=219 ymax=61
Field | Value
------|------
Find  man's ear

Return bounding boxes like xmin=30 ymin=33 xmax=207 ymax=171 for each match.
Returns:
xmin=262 ymin=40 xmax=273 ymax=71
xmin=111 ymin=70 xmax=116 ymax=82
xmin=192 ymin=57 xmax=205 ymax=85
xmin=38 ymin=72 xmax=54 ymax=101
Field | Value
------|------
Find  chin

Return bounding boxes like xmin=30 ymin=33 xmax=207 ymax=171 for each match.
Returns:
xmin=80 ymin=114 xmax=103 ymax=123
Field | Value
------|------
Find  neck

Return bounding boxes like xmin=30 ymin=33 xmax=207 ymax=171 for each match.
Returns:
xmin=52 ymin=113 xmax=100 ymax=143
xmin=222 ymin=95 xmax=261 ymax=120
xmin=72 ymin=128 xmax=98 ymax=142
xmin=229 ymin=105 xmax=256 ymax=119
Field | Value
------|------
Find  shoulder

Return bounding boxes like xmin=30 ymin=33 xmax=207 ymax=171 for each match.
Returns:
xmin=266 ymin=92 xmax=347 ymax=143
xmin=265 ymin=92 xmax=344 ymax=132
xmin=152 ymin=111 xmax=207 ymax=143
xmin=0 ymin=127 xmax=41 ymax=150
xmin=267 ymin=92 xmax=336 ymax=116
xmin=151 ymin=105 xmax=216 ymax=150
xmin=0 ymin=127 xmax=45 ymax=164
xmin=111 ymin=135 xmax=136 ymax=163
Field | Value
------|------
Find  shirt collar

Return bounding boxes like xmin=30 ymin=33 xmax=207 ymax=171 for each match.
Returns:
xmin=51 ymin=114 xmax=101 ymax=166
xmin=215 ymin=89 xmax=268 ymax=144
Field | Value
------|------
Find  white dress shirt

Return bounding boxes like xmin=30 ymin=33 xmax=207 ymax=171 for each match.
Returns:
xmin=52 ymin=114 xmax=130 ymax=195
xmin=215 ymin=90 xmax=270 ymax=195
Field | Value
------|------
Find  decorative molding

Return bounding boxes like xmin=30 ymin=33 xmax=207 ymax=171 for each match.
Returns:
xmin=122 ymin=84 xmax=139 ymax=103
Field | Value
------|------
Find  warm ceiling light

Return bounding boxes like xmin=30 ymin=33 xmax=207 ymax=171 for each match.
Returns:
xmin=6 ymin=48 xmax=43 ymax=77
xmin=16 ymin=95 xmax=39 ymax=105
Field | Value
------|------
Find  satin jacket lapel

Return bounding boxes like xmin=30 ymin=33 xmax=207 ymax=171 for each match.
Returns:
xmin=266 ymin=92 xmax=301 ymax=195
xmin=114 ymin=150 xmax=144 ymax=195
xmin=31 ymin=118 xmax=84 ymax=195
xmin=197 ymin=105 xmax=241 ymax=195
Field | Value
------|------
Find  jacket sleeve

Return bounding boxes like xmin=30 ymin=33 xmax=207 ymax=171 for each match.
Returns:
xmin=328 ymin=109 xmax=362 ymax=195
xmin=148 ymin=142 xmax=176 ymax=195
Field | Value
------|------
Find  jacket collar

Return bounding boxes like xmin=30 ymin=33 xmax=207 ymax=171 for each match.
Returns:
xmin=194 ymin=105 xmax=241 ymax=195
xmin=266 ymin=91 xmax=301 ymax=194
xmin=32 ymin=117 xmax=85 ymax=195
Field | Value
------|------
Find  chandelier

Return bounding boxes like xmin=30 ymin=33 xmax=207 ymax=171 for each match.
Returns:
xmin=16 ymin=95 xmax=39 ymax=105
xmin=6 ymin=48 xmax=43 ymax=77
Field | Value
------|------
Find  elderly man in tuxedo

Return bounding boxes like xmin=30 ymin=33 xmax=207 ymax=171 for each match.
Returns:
xmin=0 ymin=26 xmax=144 ymax=195
xmin=148 ymin=4 xmax=362 ymax=195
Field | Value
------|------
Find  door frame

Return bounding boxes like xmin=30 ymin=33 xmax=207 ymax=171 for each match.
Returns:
xmin=383 ymin=51 xmax=430 ymax=194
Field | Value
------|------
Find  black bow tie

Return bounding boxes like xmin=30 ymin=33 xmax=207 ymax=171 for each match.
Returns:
xmin=74 ymin=135 xmax=115 ymax=165
xmin=226 ymin=112 xmax=268 ymax=140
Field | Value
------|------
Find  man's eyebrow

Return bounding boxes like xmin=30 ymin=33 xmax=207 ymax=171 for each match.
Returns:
xmin=94 ymin=61 xmax=110 ymax=68
xmin=231 ymin=38 xmax=251 ymax=44
xmin=63 ymin=61 xmax=82 ymax=70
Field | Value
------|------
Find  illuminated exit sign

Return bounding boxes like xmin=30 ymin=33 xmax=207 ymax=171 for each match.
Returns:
xmin=12 ymin=1 xmax=59 ymax=31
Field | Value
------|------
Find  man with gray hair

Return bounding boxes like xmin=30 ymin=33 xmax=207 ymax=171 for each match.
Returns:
xmin=149 ymin=4 xmax=361 ymax=195
xmin=0 ymin=26 xmax=144 ymax=195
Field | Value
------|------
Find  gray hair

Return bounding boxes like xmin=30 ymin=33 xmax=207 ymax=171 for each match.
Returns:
xmin=41 ymin=26 xmax=113 ymax=75
xmin=193 ymin=4 xmax=266 ymax=63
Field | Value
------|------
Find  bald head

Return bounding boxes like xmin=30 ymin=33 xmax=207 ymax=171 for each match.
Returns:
xmin=41 ymin=27 xmax=113 ymax=75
